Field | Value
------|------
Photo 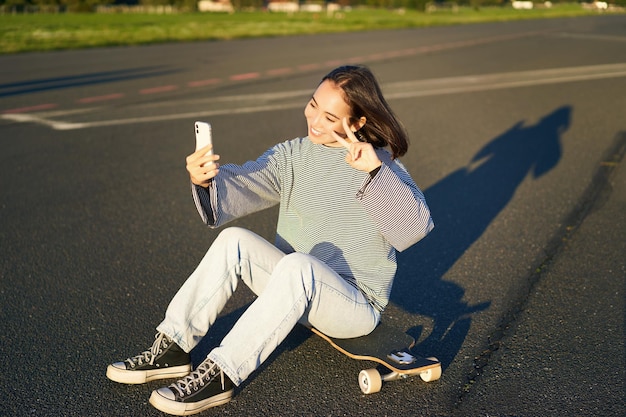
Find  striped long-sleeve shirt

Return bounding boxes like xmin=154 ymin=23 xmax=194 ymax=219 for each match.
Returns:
xmin=192 ymin=136 xmax=433 ymax=312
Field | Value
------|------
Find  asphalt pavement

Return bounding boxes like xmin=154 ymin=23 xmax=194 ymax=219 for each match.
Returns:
xmin=455 ymin=132 xmax=625 ymax=416
xmin=1 ymin=14 xmax=625 ymax=417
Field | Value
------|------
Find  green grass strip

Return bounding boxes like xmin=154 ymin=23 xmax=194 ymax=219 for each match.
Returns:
xmin=0 ymin=6 xmax=621 ymax=54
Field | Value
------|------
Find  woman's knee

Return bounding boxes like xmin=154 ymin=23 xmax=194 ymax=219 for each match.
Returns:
xmin=215 ymin=226 xmax=253 ymax=243
xmin=275 ymin=252 xmax=314 ymax=272
xmin=205 ymin=227 xmax=258 ymax=264
xmin=272 ymin=253 xmax=322 ymax=289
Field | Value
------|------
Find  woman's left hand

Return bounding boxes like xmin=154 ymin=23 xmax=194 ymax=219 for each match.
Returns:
xmin=332 ymin=118 xmax=382 ymax=173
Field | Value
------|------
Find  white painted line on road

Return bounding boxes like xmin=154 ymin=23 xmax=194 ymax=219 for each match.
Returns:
xmin=1 ymin=102 xmax=305 ymax=131
xmin=3 ymin=63 xmax=626 ymax=131
xmin=385 ymin=62 xmax=626 ymax=100
xmin=3 ymin=112 xmax=89 ymax=130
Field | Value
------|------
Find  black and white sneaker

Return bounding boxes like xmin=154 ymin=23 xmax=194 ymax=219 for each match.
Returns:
xmin=149 ymin=359 xmax=234 ymax=416
xmin=106 ymin=332 xmax=192 ymax=384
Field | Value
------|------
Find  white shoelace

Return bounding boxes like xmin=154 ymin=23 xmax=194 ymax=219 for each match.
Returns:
xmin=169 ymin=360 xmax=224 ymax=397
xmin=125 ymin=332 xmax=168 ymax=367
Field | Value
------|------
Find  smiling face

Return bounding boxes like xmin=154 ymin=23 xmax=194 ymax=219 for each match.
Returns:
xmin=304 ymin=80 xmax=361 ymax=147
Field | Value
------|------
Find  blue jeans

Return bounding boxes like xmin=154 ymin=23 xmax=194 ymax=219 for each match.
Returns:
xmin=157 ymin=227 xmax=380 ymax=386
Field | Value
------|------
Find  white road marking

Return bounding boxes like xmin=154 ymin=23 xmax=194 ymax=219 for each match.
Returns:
xmin=384 ymin=62 xmax=626 ymax=100
xmin=3 ymin=63 xmax=626 ymax=131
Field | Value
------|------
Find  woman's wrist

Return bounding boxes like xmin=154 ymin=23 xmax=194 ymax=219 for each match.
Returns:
xmin=369 ymin=164 xmax=382 ymax=178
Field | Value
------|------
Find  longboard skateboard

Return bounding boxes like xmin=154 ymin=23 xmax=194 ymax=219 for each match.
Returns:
xmin=310 ymin=322 xmax=441 ymax=394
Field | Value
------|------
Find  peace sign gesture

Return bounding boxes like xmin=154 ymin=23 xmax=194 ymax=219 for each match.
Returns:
xmin=332 ymin=118 xmax=382 ymax=173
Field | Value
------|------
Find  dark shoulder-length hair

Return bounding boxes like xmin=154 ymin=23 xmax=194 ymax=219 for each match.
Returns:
xmin=322 ymin=65 xmax=409 ymax=159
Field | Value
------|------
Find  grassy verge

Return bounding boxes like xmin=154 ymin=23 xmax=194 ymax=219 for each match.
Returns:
xmin=0 ymin=5 xmax=619 ymax=54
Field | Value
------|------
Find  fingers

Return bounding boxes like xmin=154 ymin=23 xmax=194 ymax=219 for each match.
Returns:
xmin=331 ymin=131 xmax=351 ymax=149
xmin=342 ymin=118 xmax=359 ymax=143
xmin=193 ymin=143 xmax=214 ymax=157
xmin=187 ymin=148 xmax=219 ymax=167
xmin=331 ymin=119 xmax=382 ymax=172
xmin=331 ymin=117 xmax=359 ymax=149
xmin=186 ymin=145 xmax=220 ymax=187
xmin=188 ymin=162 xmax=220 ymax=187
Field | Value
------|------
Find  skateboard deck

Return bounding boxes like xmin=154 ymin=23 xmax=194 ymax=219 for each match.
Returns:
xmin=311 ymin=322 xmax=441 ymax=393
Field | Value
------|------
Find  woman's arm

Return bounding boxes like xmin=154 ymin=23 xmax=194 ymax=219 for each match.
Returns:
xmin=357 ymin=160 xmax=434 ymax=252
xmin=190 ymin=142 xmax=289 ymax=227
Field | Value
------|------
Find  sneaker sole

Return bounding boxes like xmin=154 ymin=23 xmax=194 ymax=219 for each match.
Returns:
xmin=149 ymin=388 xmax=234 ymax=415
xmin=106 ymin=363 xmax=192 ymax=384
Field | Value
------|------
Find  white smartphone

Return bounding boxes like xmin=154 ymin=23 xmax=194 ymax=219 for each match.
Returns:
xmin=194 ymin=121 xmax=213 ymax=155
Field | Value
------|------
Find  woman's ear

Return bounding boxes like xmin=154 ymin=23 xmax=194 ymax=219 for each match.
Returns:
xmin=352 ymin=116 xmax=366 ymax=132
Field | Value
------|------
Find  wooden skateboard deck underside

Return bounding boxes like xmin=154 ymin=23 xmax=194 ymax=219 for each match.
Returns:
xmin=310 ymin=323 xmax=439 ymax=375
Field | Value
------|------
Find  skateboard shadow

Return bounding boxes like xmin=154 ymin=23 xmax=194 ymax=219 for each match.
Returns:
xmin=393 ymin=106 xmax=571 ymax=368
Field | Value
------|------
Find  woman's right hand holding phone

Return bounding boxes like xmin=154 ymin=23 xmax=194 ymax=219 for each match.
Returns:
xmin=186 ymin=144 xmax=220 ymax=188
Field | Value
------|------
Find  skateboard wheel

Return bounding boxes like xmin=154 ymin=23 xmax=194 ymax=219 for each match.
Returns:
xmin=419 ymin=357 xmax=442 ymax=382
xmin=359 ymin=369 xmax=382 ymax=394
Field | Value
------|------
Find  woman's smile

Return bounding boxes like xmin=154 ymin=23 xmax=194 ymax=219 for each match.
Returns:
xmin=304 ymin=80 xmax=354 ymax=146
xmin=309 ymin=126 xmax=323 ymax=136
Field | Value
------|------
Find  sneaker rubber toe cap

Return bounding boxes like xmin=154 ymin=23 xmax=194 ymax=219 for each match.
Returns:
xmin=109 ymin=361 xmax=127 ymax=370
xmin=154 ymin=387 xmax=176 ymax=401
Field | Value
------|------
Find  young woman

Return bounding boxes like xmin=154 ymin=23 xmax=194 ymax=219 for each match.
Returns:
xmin=106 ymin=65 xmax=434 ymax=415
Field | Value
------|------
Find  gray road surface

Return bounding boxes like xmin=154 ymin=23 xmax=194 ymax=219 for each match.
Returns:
xmin=1 ymin=15 xmax=624 ymax=417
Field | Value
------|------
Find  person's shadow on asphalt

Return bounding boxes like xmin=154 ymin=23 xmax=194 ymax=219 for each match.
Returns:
xmin=394 ymin=106 xmax=572 ymax=368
